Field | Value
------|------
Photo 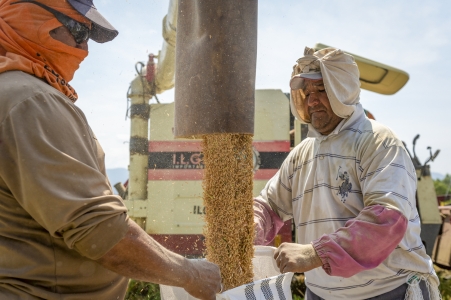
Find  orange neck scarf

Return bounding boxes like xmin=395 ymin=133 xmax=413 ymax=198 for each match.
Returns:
xmin=0 ymin=0 xmax=89 ymax=102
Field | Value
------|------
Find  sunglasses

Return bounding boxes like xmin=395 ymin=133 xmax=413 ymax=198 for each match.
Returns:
xmin=11 ymin=0 xmax=91 ymax=44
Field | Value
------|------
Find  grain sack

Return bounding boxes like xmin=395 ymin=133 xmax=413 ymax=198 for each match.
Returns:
xmin=202 ymin=133 xmax=255 ymax=290
xmin=159 ymin=246 xmax=289 ymax=300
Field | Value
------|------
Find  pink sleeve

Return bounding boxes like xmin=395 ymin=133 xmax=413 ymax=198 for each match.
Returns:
xmin=253 ymin=198 xmax=285 ymax=245
xmin=312 ymin=205 xmax=408 ymax=278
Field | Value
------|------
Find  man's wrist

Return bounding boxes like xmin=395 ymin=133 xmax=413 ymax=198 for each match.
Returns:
xmin=309 ymin=243 xmax=324 ymax=268
xmin=178 ymin=257 xmax=197 ymax=288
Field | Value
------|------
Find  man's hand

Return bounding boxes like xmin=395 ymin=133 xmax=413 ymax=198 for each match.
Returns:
xmin=274 ymin=243 xmax=323 ymax=273
xmin=183 ymin=259 xmax=222 ymax=300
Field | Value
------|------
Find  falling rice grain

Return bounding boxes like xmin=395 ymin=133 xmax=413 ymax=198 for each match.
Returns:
xmin=202 ymin=133 xmax=255 ymax=290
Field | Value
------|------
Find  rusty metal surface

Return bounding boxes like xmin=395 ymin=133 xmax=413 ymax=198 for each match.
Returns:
xmin=130 ymin=103 xmax=150 ymax=120
xmin=174 ymin=0 xmax=258 ymax=138
xmin=130 ymin=136 xmax=149 ymax=155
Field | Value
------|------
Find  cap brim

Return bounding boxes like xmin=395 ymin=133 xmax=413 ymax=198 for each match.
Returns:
xmin=67 ymin=0 xmax=118 ymax=43
xmin=290 ymin=72 xmax=322 ymax=90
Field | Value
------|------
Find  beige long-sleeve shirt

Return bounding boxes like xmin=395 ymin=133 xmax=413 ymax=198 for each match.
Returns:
xmin=0 ymin=71 xmax=130 ymax=299
xmin=255 ymin=103 xmax=438 ymax=299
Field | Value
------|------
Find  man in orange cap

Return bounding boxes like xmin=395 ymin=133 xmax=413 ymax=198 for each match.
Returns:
xmin=0 ymin=1 xmax=221 ymax=299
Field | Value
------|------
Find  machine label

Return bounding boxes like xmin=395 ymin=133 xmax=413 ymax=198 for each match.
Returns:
xmin=149 ymin=151 xmax=287 ymax=169
xmin=148 ymin=140 xmax=290 ymax=180
xmin=193 ymin=205 xmax=206 ymax=215
xmin=150 ymin=152 xmax=204 ymax=169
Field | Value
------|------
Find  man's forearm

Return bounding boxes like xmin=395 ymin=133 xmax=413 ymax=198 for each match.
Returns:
xmin=96 ymin=219 xmax=196 ymax=288
xmin=96 ymin=219 xmax=221 ymax=299
xmin=253 ymin=198 xmax=285 ymax=245
xmin=312 ymin=205 xmax=407 ymax=277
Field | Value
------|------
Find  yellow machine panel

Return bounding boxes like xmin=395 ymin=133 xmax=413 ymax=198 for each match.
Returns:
xmin=143 ymin=89 xmax=290 ymax=234
xmin=416 ymin=170 xmax=442 ymax=225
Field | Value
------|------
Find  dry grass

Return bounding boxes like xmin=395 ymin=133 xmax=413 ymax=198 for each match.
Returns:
xmin=202 ymin=133 xmax=255 ymax=290
xmin=436 ymin=265 xmax=451 ymax=299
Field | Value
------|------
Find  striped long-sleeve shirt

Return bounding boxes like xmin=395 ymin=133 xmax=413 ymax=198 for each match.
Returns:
xmin=254 ymin=103 xmax=438 ymax=299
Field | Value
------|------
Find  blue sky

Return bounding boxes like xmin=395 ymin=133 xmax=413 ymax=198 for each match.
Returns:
xmin=71 ymin=0 xmax=451 ymax=176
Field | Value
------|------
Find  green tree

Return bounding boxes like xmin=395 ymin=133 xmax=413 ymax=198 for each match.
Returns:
xmin=434 ymin=174 xmax=451 ymax=199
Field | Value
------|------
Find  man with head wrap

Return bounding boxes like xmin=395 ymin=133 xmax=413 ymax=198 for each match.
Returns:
xmin=253 ymin=47 xmax=440 ymax=299
xmin=0 ymin=1 xmax=221 ymax=299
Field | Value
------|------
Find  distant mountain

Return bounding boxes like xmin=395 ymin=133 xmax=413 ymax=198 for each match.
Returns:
xmin=106 ymin=168 xmax=129 ymax=194
xmin=432 ymin=172 xmax=445 ymax=180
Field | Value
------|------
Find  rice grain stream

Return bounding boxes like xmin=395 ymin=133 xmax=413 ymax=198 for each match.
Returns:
xmin=202 ymin=133 xmax=255 ymax=291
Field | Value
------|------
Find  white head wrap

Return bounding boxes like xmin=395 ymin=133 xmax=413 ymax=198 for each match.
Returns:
xmin=289 ymin=47 xmax=361 ymax=123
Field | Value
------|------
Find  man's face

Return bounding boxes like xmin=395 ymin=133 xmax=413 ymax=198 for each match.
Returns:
xmin=302 ymin=79 xmax=343 ymax=135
